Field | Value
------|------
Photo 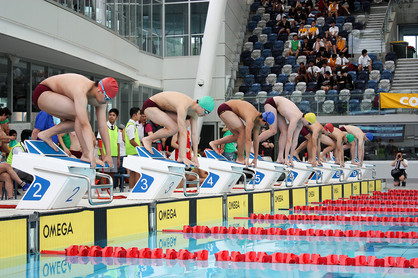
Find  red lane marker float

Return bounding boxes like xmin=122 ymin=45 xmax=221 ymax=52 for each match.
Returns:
xmin=162 ymin=225 xmax=418 ymax=239
xmin=233 ymin=213 xmax=418 ymax=223
xmin=41 ymin=245 xmax=208 ymax=261
xmin=320 ymin=200 xmax=418 ymax=206
xmin=214 ymin=250 xmax=418 ymax=268
xmin=293 ymin=205 xmax=418 ymax=213
xmin=0 ymin=205 xmax=17 ymax=209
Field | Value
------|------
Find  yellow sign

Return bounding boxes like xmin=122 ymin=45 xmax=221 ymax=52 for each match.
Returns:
xmin=0 ymin=218 xmax=27 ymax=258
xmin=39 ymin=211 xmax=94 ymax=251
xmin=322 ymin=185 xmax=332 ymax=201
xmin=156 ymin=201 xmax=189 ymax=230
xmin=361 ymin=181 xmax=368 ymax=194
xmin=227 ymin=195 xmax=248 ymax=218
xmin=197 ymin=197 xmax=223 ymax=224
xmin=274 ymin=190 xmax=289 ymax=211
xmin=333 ymin=184 xmax=342 ymax=200
xmin=107 ymin=206 xmax=148 ymax=240
xmin=307 ymin=187 xmax=319 ymax=203
xmin=353 ymin=182 xmax=360 ymax=195
xmin=292 ymin=188 xmax=306 ymax=206
xmin=376 ymin=179 xmax=382 ymax=191
xmin=253 ymin=192 xmax=271 ymax=214
xmin=368 ymin=180 xmax=375 ymax=192
xmin=343 ymin=183 xmax=352 ymax=198
xmin=380 ymin=93 xmax=418 ymax=109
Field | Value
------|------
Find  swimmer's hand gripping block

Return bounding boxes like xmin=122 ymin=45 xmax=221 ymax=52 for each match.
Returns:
xmin=248 ymin=153 xmax=286 ymax=190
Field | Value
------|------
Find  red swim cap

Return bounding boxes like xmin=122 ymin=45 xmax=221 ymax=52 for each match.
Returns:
xmin=99 ymin=77 xmax=119 ymax=99
xmin=324 ymin=123 xmax=334 ymax=133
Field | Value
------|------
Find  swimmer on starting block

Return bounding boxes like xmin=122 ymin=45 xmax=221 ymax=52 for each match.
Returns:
xmin=259 ymin=96 xmax=316 ymax=166
xmin=209 ymin=99 xmax=275 ymax=168
xmin=141 ymin=92 xmax=215 ymax=167
xmin=32 ymin=73 xmax=119 ymax=168
xmin=339 ymin=125 xmax=373 ymax=166
xmin=323 ymin=123 xmax=355 ymax=166
xmin=295 ymin=121 xmax=336 ymax=166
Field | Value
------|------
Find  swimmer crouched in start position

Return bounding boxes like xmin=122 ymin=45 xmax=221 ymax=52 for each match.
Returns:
xmin=209 ymin=99 xmax=275 ymax=168
xmin=32 ymin=73 xmax=119 ymax=168
xmin=141 ymin=92 xmax=215 ymax=167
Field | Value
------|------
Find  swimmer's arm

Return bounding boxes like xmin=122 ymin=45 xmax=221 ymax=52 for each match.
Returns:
xmin=75 ymin=97 xmax=95 ymax=160
xmin=252 ymin=126 xmax=260 ymax=161
xmin=176 ymin=108 xmax=188 ymax=159
xmin=245 ymin=121 xmax=255 ymax=164
xmin=171 ymin=133 xmax=179 ymax=150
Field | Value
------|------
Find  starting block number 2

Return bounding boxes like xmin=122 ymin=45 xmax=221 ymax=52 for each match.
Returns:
xmin=23 ymin=176 xmax=51 ymax=201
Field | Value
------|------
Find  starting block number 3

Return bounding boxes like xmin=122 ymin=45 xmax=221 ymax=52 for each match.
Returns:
xmin=132 ymin=173 xmax=154 ymax=193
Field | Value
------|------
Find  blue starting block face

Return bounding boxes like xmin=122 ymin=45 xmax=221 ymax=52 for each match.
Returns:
xmin=26 ymin=140 xmax=67 ymax=156
xmin=136 ymin=146 xmax=165 ymax=159
xmin=204 ymin=150 xmax=228 ymax=161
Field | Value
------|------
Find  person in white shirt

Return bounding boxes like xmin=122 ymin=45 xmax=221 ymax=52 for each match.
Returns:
xmin=136 ymin=111 xmax=147 ymax=142
xmin=319 ymin=61 xmax=332 ymax=77
xmin=358 ymin=49 xmax=372 ymax=72
xmin=336 ymin=52 xmax=349 ymax=70
xmin=125 ymin=107 xmax=141 ymax=189
xmin=327 ymin=22 xmax=339 ymax=40
xmin=307 ymin=60 xmax=321 ymax=81
xmin=391 ymin=152 xmax=408 ymax=187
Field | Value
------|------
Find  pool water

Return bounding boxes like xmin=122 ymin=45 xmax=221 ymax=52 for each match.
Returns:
xmin=2 ymin=210 xmax=417 ymax=278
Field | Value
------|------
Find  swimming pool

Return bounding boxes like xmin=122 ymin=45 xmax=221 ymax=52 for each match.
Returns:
xmin=2 ymin=209 xmax=417 ymax=278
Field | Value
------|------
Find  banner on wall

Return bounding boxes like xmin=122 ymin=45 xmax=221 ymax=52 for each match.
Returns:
xmin=380 ymin=93 xmax=418 ymax=109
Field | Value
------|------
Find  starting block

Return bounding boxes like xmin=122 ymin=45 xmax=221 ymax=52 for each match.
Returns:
xmin=248 ymin=153 xmax=287 ymax=190
xmin=346 ymin=160 xmax=376 ymax=179
xmin=322 ymin=162 xmax=355 ymax=182
xmin=285 ymin=157 xmax=315 ymax=187
xmin=13 ymin=140 xmax=113 ymax=210
xmin=198 ymin=150 xmax=253 ymax=194
xmin=123 ymin=147 xmax=199 ymax=200
xmin=308 ymin=162 xmax=342 ymax=185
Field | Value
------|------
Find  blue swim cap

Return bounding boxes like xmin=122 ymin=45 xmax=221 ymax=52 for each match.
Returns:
xmin=198 ymin=96 xmax=215 ymax=113
xmin=365 ymin=132 xmax=373 ymax=141
xmin=262 ymin=111 xmax=275 ymax=125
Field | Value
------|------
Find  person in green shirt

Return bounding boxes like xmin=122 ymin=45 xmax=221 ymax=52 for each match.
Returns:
xmin=286 ymin=34 xmax=301 ymax=57
xmin=220 ymin=127 xmax=236 ymax=161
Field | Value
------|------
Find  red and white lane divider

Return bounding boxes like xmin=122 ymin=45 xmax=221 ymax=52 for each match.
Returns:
xmin=163 ymin=225 xmax=417 ymax=239
xmin=214 ymin=250 xmax=418 ymax=268
xmin=320 ymin=200 xmax=418 ymax=206
xmin=293 ymin=205 xmax=418 ymax=213
xmin=41 ymin=245 xmax=208 ymax=261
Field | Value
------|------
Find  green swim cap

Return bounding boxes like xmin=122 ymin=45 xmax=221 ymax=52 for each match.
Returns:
xmin=346 ymin=133 xmax=355 ymax=143
xmin=198 ymin=96 xmax=215 ymax=113
xmin=303 ymin=112 xmax=316 ymax=124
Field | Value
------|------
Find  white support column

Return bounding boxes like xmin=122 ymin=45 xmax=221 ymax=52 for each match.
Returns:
xmin=192 ymin=0 xmax=227 ymax=134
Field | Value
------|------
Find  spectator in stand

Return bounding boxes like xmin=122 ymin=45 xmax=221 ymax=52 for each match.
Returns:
xmin=137 ymin=110 xmax=147 ymax=142
xmin=220 ymin=126 xmax=236 ymax=161
xmin=337 ymin=68 xmax=353 ymax=90
xmin=300 ymin=38 xmax=312 ymax=57
xmin=310 ymin=37 xmax=323 ymax=56
xmin=322 ymin=37 xmax=333 ymax=55
xmin=308 ymin=21 xmax=319 ymax=41
xmin=319 ymin=60 xmax=332 ymax=76
xmin=358 ymin=49 xmax=372 ymax=73
xmin=336 ymin=52 xmax=349 ymax=71
xmin=294 ymin=7 xmax=307 ymax=23
xmin=328 ymin=0 xmax=339 ymax=18
xmin=318 ymin=71 xmax=336 ymax=92
xmin=328 ymin=53 xmax=338 ymax=72
xmin=275 ymin=10 xmax=284 ymax=22
xmin=286 ymin=34 xmax=301 ymax=57
xmin=277 ymin=16 xmax=291 ymax=35
xmin=335 ymin=35 xmax=348 ymax=56
xmin=125 ymin=107 xmax=141 ymax=190
xmin=318 ymin=0 xmax=328 ymax=16
xmin=259 ymin=127 xmax=275 ymax=161
xmin=295 ymin=62 xmax=309 ymax=84
xmin=298 ymin=23 xmax=308 ymax=39
xmin=307 ymin=60 xmax=321 ymax=82
xmin=327 ymin=21 xmax=339 ymax=43
xmin=339 ymin=1 xmax=351 ymax=16
xmin=288 ymin=6 xmax=297 ymax=21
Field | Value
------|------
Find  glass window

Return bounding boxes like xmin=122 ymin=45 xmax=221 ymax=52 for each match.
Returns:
xmin=48 ymin=67 xmax=64 ymax=77
xmin=166 ymin=36 xmax=189 ymax=56
xmin=191 ymin=2 xmax=208 ymax=34
xmin=152 ymin=3 xmax=162 ymax=55
xmin=31 ymin=65 xmax=47 ymax=113
xmin=12 ymin=61 xmax=30 ymax=122
xmin=105 ymin=1 xmax=116 ymax=30
xmin=165 ymin=3 xmax=188 ymax=36
xmin=0 ymin=57 xmax=9 ymax=109
xmin=133 ymin=84 xmax=141 ymax=108
xmin=119 ymin=81 xmax=131 ymax=125
xmin=142 ymin=3 xmax=151 ymax=52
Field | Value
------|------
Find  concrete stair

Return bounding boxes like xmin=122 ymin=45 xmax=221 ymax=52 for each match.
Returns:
xmin=390 ymin=58 xmax=418 ymax=92
xmin=353 ymin=6 xmax=387 ymax=54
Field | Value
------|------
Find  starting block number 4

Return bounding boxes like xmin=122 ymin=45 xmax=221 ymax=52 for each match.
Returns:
xmin=23 ymin=176 xmax=50 ymax=201
xmin=132 ymin=173 xmax=154 ymax=193
xmin=201 ymin=173 xmax=220 ymax=188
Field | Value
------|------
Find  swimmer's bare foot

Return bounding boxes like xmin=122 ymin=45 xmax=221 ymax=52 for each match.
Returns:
xmin=294 ymin=154 xmax=301 ymax=162
xmin=235 ymin=159 xmax=245 ymax=165
xmin=95 ymin=157 xmax=105 ymax=167
xmin=209 ymin=141 xmax=220 ymax=154
xmin=142 ymin=136 xmax=154 ymax=154
xmin=351 ymin=160 xmax=358 ymax=165
xmin=178 ymin=157 xmax=192 ymax=168
xmin=80 ymin=155 xmax=96 ymax=168
xmin=276 ymin=158 xmax=285 ymax=164
xmin=38 ymin=132 xmax=58 ymax=152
